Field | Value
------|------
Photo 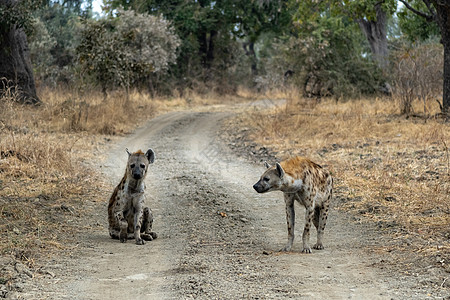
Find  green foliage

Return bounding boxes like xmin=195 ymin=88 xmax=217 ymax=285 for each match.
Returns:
xmin=24 ymin=0 xmax=94 ymax=87
xmin=0 ymin=0 xmax=44 ymax=35
xmin=101 ymin=0 xmax=292 ymax=93
xmin=397 ymin=0 xmax=440 ymax=42
xmin=292 ymin=0 xmax=397 ymax=24
xmin=283 ymin=16 xmax=383 ymax=98
xmin=29 ymin=2 xmax=86 ymax=86
xmin=76 ymin=9 xmax=180 ymax=95
xmin=28 ymin=18 xmax=57 ymax=82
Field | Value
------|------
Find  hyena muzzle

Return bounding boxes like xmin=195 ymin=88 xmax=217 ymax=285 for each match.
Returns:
xmin=108 ymin=148 xmax=157 ymax=245
xmin=253 ymin=156 xmax=333 ymax=253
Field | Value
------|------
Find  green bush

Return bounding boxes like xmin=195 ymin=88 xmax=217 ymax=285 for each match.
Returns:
xmin=76 ymin=9 xmax=180 ymax=98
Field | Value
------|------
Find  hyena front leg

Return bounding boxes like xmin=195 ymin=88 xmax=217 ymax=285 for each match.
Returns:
xmin=133 ymin=204 xmax=145 ymax=245
xmin=281 ymin=194 xmax=295 ymax=252
xmin=115 ymin=211 xmax=128 ymax=243
xmin=141 ymin=207 xmax=157 ymax=241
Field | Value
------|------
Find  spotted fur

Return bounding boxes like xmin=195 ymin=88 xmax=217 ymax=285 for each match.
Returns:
xmin=108 ymin=148 xmax=157 ymax=245
xmin=253 ymin=156 xmax=333 ymax=253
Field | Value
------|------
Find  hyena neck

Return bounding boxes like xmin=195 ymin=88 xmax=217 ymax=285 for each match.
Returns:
xmin=281 ymin=174 xmax=304 ymax=193
xmin=125 ymin=175 xmax=145 ymax=194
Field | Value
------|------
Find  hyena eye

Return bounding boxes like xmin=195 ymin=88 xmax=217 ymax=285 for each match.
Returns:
xmin=140 ymin=164 xmax=146 ymax=169
xmin=263 ymin=177 xmax=270 ymax=182
xmin=130 ymin=164 xmax=135 ymax=168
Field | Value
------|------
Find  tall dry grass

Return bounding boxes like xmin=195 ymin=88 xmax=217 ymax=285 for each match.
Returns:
xmin=237 ymin=95 xmax=449 ymax=257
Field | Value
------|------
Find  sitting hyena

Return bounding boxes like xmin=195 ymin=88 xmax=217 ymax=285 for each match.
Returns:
xmin=253 ymin=156 xmax=333 ymax=253
xmin=108 ymin=148 xmax=157 ymax=245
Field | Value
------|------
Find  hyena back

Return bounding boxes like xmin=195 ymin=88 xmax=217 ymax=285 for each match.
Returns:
xmin=253 ymin=156 xmax=333 ymax=253
xmin=108 ymin=148 xmax=157 ymax=245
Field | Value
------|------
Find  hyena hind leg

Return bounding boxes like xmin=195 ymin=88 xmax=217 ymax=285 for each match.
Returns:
xmin=140 ymin=207 xmax=157 ymax=241
xmin=313 ymin=206 xmax=320 ymax=229
xmin=312 ymin=206 xmax=328 ymax=250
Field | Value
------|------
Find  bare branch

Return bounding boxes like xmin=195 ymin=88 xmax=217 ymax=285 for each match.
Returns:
xmin=399 ymin=0 xmax=435 ymax=22
xmin=422 ymin=0 xmax=437 ymax=16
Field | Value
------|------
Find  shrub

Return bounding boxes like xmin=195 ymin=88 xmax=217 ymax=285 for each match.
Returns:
xmin=392 ymin=41 xmax=443 ymax=115
xmin=76 ymin=9 xmax=180 ymax=98
xmin=258 ymin=17 xmax=384 ymax=99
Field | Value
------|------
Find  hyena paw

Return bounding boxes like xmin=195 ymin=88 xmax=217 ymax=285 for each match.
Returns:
xmin=313 ymin=243 xmax=324 ymax=250
xmin=279 ymin=245 xmax=292 ymax=252
xmin=301 ymin=247 xmax=312 ymax=254
xmin=135 ymin=238 xmax=145 ymax=245
xmin=119 ymin=233 xmax=127 ymax=243
xmin=141 ymin=233 xmax=154 ymax=241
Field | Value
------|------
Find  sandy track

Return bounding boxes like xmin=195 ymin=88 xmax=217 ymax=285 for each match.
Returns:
xmin=24 ymin=107 xmax=440 ymax=299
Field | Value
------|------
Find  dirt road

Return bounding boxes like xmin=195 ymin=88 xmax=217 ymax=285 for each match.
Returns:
xmin=22 ymin=106 xmax=445 ymax=299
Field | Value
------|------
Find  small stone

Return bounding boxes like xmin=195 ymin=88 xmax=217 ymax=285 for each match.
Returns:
xmin=45 ymin=270 xmax=55 ymax=278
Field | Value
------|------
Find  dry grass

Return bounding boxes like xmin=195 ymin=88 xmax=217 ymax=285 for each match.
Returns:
xmin=236 ymin=95 xmax=450 ymax=259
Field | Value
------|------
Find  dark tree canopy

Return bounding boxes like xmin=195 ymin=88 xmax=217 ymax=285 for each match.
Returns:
xmin=103 ymin=0 xmax=291 ymax=90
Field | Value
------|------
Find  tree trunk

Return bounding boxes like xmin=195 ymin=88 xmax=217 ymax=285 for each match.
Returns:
xmin=442 ymin=40 xmax=450 ymax=115
xmin=198 ymin=30 xmax=216 ymax=70
xmin=0 ymin=1 xmax=41 ymax=105
xmin=206 ymin=30 xmax=216 ymax=68
xmin=432 ymin=2 xmax=450 ymax=114
xmin=243 ymin=41 xmax=257 ymax=77
xmin=357 ymin=2 xmax=389 ymax=72
xmin=198 ymin=31 xmax=208 ymax=67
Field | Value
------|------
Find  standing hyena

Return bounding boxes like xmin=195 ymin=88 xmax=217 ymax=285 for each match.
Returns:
xmin=253 ymin=156 xmax=333 ymax=253
xmin=108 ymin=148 xmax=157 ymax=245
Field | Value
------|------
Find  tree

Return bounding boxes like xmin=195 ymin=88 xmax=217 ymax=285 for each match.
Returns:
xmin=28 ymin=18 xmax=56 ymax=84
xmin=29 ymin=0 xmax=91 ymax=86
xmin=103 ymin=0 xmax=293 ymax=92
xmin=397 ymin=0 xmax=440 ymax=42
xmin=233 ymin=0 xmax=292 ymax=77
xmin=281 ymin=15 xmax=383 ymax=98
xmin=104 ymin=0 xmax=229 ymax=81
xmin=400 ymin=0 xmax=450 ymax=114
xmin=293 ymin=0 xmax=397 ymax=73
xmin=0 ymin=0 xmax=41 ymax=104
xmin=76 ymin=9 xmax=180 ymax=98
xmin=355 ymin=2 xmax=390 ymax=71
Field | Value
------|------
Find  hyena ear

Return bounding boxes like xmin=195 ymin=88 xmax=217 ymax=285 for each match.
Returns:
xmin=145 ymin=148 xmax=155 ymax=164
xmin=276 ymin=163 xmax=285 ymax=179
xmin=126 ymin=148 xmax=131 ymax=157
xmin=264 ymin=161 xmax=271 ymax=169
